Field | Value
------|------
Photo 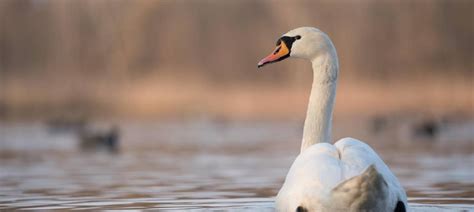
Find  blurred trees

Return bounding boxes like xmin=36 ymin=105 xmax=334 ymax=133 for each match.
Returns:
xmin=0 ymin=0 xmax=472 ymax=81
xmin=0 ymin=0 xmax=472 ymax=119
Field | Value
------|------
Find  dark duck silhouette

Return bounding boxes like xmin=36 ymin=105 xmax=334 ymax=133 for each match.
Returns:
xmin=78 ymin=125 xmax=120 ymax=153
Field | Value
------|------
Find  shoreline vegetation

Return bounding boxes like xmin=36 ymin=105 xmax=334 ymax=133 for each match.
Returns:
xmin=1 ymin=73 xmax=472 ymax=121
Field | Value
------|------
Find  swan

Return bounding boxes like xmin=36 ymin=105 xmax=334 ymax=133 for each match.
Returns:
xmin=257 ymin=27 xmax=407 ymax=212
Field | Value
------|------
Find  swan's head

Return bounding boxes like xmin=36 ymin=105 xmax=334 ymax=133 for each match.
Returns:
xmin=258 ymin=27 xmax=333 ymax=68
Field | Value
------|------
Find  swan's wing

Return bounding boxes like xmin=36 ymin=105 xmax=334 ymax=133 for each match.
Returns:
xmin=329 ymin=164 xmax=390 ymax=211
xmin=333 ymin=138 xmax=407 ymax=211
xmin=276 ymin=138 xmax=407 ymax=212
xmin=334 ymin=138 xmax=407 ymax=198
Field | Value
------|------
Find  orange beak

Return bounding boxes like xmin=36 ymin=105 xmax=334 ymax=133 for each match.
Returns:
xmin=257 ymin=40 xmax=290 ymax=68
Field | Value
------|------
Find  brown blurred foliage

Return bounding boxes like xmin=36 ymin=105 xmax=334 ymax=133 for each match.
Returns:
xmin=0 ymin=0 xmax=472 ymax=120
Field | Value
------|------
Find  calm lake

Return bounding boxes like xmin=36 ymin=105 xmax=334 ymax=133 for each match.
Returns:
xmin=0 ymin=118 xmax=473 ymax=211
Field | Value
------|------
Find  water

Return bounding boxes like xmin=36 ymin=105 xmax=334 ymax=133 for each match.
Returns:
xmin=0 ymin=119 xmax=473 ymax=211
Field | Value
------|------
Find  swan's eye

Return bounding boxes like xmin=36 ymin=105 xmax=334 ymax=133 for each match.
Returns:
xmin=295 ymin=35 xmax=301 ymax=40
xmin=275 ymin=39 xmax=282 ymax=46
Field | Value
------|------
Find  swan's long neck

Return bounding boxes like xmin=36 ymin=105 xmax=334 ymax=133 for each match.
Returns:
xmin=301 ymin=51 xmax=339 ymax=152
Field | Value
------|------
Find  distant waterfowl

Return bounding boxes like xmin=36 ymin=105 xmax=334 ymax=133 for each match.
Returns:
xmin=78 ymin=125 xmax=120 ymax=153
xmin=258 ymin=27 xmax=407 ymax=212
xmin=369 ymin=113 xmax=444 ymax=142
xmin=412 ymin=118 xmax=440 ymax=140
xmin=46 ymin=115 xmax=87 ymax=133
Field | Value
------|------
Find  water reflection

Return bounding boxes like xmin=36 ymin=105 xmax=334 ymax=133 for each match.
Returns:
xmin=0 ymin=120 xmax=473 ymax=210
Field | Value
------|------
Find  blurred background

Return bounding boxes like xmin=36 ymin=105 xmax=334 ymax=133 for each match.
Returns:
xmin=0 ymin=0 xmax=473 ymax=210
xmin=0 ymin=0 xmax=472 ymax=120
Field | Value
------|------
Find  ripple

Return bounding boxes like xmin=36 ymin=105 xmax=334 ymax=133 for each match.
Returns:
xmin=0 ymin=121 xmax=473 ymax=210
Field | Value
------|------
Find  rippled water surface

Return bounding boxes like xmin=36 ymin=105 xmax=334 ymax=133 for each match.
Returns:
xmin=0 ymin=119 xmax=473 ymax=211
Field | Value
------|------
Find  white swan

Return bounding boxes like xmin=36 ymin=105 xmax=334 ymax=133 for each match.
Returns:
xmin=257 ymin=27 xmax=407 ymax=212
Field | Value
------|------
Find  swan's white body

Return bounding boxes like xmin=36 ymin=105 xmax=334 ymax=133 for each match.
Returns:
xmin=276 ymin=138 xmax=407 ymax=211
xmin=258 ymin=27 xmax=407 ymax=212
